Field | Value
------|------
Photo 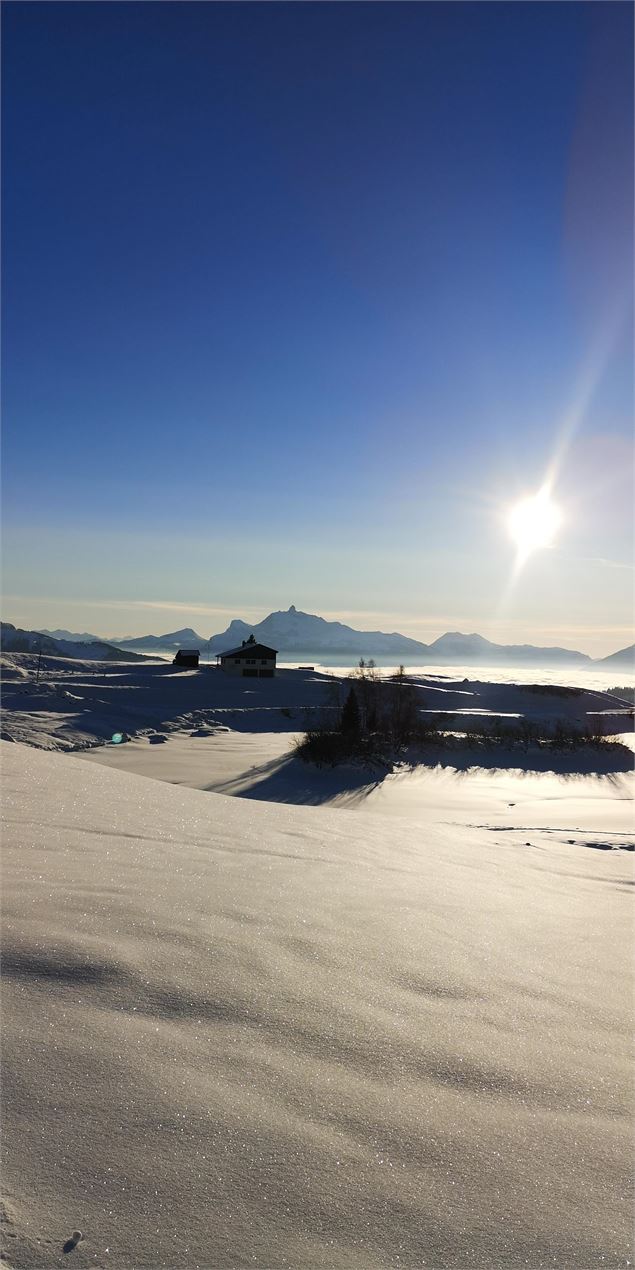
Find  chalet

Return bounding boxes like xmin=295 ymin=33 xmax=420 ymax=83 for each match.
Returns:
xmin=218 ymin=634 xmax=277 ymax=678
xmin=173 ymin=649 xmax=200 ymax=668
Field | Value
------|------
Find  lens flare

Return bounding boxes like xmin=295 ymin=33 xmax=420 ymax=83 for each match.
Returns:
xmin=507 ymin=488 xmax=562 ymax=560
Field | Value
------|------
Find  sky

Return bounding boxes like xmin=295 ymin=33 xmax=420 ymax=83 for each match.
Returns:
xmin=2 ymin=1 xmax=633 ymax=655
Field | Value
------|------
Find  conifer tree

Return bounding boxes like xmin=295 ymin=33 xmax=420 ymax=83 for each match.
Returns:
xmin=340 ymin=686 xmax=361 ymax=735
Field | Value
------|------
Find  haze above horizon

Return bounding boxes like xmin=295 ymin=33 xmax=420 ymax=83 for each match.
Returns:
xmin=5 ymin=603 xmax=634 ymax=663
xmin=2 ymin=2 xmax=633 ymax=658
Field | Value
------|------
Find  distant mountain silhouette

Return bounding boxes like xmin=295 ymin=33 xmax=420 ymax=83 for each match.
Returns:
xmin=425 ymin=630 xmax=591 ymax=665
xmin=209 ymin=606 xmax=428 ymax=658
xmin=208 ymin=606 xmax=595 ymax=666
xmin=40 ymin=627 xmax=101 ymax=643
xmin=24 ymin=609 xmax=631 ymax=668
xmin=111 ymin=627 xmax=205 ymax=650
xmin=593 ymin=643 xmax=635 ymax=669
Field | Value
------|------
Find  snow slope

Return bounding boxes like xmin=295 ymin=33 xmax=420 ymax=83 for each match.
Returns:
xmin=0 ymin=625 xmax=147 ymax=663
xmin=79 ymin=728 xmax=635 ymax=845
xmin=2 ymin=654 xmax=632 ymax=754
xmin=1 ymin=742 xmax=633 ymax=1268
xmin=0 ymin=657 xmax=338 ymax=750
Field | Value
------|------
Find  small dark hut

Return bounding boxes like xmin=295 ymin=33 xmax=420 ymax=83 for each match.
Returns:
xmin=173 ymin=649 xmax=200 ymax=668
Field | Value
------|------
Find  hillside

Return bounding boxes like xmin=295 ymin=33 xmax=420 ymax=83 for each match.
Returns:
xmin=0 ymin=624 xmax=148 ymax=663
xmin=1 ymin=741 xmax=632 ymax=1268
xmin=2 ymin=651 xmax=632 ymax=756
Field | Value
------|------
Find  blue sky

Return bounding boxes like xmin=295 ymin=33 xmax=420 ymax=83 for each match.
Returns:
xmin=2 ymin=2 xmax=633 ymax=653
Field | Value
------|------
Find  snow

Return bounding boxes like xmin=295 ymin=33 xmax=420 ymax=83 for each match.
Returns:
xmin=2 ymin=654 xmax=632 ymax=753
xmin=0 ymin=657 xmax=337 ymax=751
xmin=2 ymin=741 xmax=633 ymax=1268
xmin=75 ymin=730 xmax=634 ymax=846
xmin=2 ymin=652 xmax=634 ymax=1267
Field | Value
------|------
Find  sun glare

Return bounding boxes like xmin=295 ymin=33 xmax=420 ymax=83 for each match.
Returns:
xmin=507 ymin=488 xmax=562 ymax=559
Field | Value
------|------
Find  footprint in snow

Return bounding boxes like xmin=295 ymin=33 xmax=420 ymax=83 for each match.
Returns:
xmin=63 ymin=1231 xmax=83 ymax=1254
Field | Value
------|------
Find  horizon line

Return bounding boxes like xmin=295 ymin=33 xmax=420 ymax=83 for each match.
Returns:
xmin=2 ymin=598 xmax=633 ymax=661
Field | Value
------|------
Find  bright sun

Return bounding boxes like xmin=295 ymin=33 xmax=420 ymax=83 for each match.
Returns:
xmin=507 ymin=488 xmax=562 ymax=558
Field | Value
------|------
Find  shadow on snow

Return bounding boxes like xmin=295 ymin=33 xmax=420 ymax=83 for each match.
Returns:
xmin=209 ymin=739 xmax=634 ymax=807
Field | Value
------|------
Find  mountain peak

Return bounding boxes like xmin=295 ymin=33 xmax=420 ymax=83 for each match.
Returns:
xmin=208 ymin=611 xmax=596 ymax=665
xmin=209 ymin=607 xmax=428 ymax=656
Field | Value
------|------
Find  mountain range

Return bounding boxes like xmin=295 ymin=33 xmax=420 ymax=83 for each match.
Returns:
xmin=109 ymin=607 xmax=632 ymax=668
xmin=40 ymin=627 xmax=103 ymax=643
xmin=4 ymin=609 xmax=633 ymax=668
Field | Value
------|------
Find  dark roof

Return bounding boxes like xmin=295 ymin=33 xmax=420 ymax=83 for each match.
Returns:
xmin=220 ymin=643 xmax=277 ymax=659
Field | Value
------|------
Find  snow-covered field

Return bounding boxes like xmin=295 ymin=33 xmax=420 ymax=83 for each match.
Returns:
xmin=0 ymin=656 xmax=335 ymax=751
xmin=76 ymin=729 xmax=634 ymax=846
xmin=2 ymin=653 xmax=632 ymax=753
xmin=1 ymin=654 xmax=634 ymax=1267
xmin=2 ymin=741 xmax=633 ymax=1268
xmin=115 ymin=647 xmax=635 ymax=694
